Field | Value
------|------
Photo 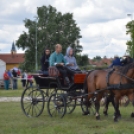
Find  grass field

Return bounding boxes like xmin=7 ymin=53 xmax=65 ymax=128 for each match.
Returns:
xmin=0 ymin=84 xmax=134 ymax=134
xmin=0 ymin=101 xmax=134 ymax=134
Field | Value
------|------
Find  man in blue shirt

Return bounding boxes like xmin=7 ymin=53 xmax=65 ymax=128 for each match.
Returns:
xmin=109 ymin=55 xmax=122 ymax=68
xmin=49 ymin=44 xmax=70 ymax=86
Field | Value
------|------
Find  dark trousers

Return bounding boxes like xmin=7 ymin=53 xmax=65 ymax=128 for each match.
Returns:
xmin=56 ymin=66 xmax=67 ymax=78
xmin=65 ymin=67 xmax=82 ymax=76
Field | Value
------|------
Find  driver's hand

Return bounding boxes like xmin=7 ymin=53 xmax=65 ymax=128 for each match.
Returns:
xmin=71 ymin=63 xmax=74 ymax=66
xmin=60 ymin=63 xmax=64 ymax=66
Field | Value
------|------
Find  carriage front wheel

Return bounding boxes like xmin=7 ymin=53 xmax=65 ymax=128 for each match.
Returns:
xmin=47 ymin=94 xmax=66 ymax=118
xmin=21 ymin=86 xmax=45 ymax=117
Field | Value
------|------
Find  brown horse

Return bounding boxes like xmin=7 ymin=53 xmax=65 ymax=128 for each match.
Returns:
xmin=84 ymin=63 xmax=134 ymax=122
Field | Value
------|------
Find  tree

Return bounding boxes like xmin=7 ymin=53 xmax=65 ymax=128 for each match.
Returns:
xmin=76 ymin=54 xmax=89 ymax=66
xmin=126 ymin=20 xmax=134 ymax=58
xmin=93 ymin=56 xmax=102 ymax=61
xmin=16 ymin=5 xmax=82 ymax=71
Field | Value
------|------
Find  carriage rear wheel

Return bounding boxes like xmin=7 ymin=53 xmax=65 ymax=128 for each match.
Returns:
xmin=21 ymin=86 xmax=45 ymax=117
xmin=47 ymin=94 xmax=66 ymax=118
xmin=80 ymin=97 xmax=95 ymax=115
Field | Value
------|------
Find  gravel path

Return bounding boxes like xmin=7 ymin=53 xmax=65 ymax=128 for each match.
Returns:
xmin=0 ymin=97 xmax=21 ymax=102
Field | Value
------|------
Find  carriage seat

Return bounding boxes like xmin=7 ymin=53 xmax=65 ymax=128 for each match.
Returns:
xmin=36 ymin=70 xmax=49 ymax=76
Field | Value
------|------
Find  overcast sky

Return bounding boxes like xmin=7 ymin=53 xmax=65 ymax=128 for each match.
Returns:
xmin=0 ymin=0 xmax=134 ymax=58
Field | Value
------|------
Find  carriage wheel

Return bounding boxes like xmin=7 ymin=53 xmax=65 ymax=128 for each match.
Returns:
xmin=80 ymin=97 xmax=95 ymax=115
xmin=46 ymin=88 xmax=57 ymax=97
xmin=21 ymin=86 xmax=45 ymax=117
xmin=66 ymin=96 xmax=76 ymax=114
xmin=47 ymin=94 xmax=66 ymax=118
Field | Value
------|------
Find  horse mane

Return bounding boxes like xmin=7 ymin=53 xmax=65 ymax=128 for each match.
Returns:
xmin=119 ymin=62 xmax=134 ymax=74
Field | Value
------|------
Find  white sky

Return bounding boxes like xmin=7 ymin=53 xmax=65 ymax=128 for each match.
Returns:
xmin=0 ymin=0 xmax=134 ymax=58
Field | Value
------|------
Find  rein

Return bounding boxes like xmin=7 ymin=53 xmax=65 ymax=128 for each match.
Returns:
xmin=114 ymin=71 xmax=134 ymax=83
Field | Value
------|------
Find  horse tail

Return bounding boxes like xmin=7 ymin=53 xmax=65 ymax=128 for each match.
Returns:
xmin=83 ymin=70 xmax=94 ymax=94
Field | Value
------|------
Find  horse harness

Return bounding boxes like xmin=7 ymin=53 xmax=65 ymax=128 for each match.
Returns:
xmin=106 ymin=67 xmax=134 ymax=90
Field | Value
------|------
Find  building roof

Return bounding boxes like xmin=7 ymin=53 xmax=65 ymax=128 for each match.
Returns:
xmin=0 ymin=53 xmax=25 ymax=64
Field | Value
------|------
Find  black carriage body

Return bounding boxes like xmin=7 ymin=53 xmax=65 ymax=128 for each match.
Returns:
xmin=34 ymin=75 xmax=58 ymax=89
xmin=33 ymin=73 xmax=86 ymax=91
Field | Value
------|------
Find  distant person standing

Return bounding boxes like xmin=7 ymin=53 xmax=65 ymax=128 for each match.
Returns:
xmin=3 ymin=70 xmax=10 ymax=90
xmin=17 ymin=69 xmax=21 ymax=76
xmin=12 ymin=69 xmax=18 ymax=89
xmin=7 ymin=70 xmax=13 ymax=89
xmin=21 ymin=70 xmax=27 ymax=89
xmin=27 ymin=73 xmax=34 ymax=87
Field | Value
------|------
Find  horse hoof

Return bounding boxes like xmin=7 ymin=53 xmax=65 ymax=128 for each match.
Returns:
xmin=118 ymin=114 xmax=121 ymax=119
xmin=96 ymin=115 xmax=100 ymax=120
xmin=103 ymin=111 xmax=108 ymax=116
xmin=82 ymin=111 xmax=90 ymax=116
xmin=114 ymin=119 xmax=118 ymax=122
xmin=114 ymin=117 xmax=118 ymax=122
xmin=131 ymin=113 xmax=134 ymax=118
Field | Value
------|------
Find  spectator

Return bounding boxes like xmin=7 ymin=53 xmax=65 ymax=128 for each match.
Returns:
xmin=3 ymin=70 xmax=9 ymax=90
xmin=41 ymin=48 xmax=51 ymax=75
xmin=21 ymin=70 xmax=27 ymax=89
xmin=17 ymin=69 xmax=21 ymax=76
xmin=27 ymin=73 xmax=34 ymax=87
xmin=12 ymin=69 xmax=18 ymax=89
xmin=7 ymin=70 xmax=13 ymax=89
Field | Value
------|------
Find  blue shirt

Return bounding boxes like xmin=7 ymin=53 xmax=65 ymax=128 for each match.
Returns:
xmin=49 ymin=52 xmax=67 ymax=66
xmin=109 ymin=57 xmax=122 ymax=68
xmin=7 ymin=71 xmax=12 ymax=78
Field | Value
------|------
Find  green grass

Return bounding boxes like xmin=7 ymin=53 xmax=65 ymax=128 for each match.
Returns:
xmin=0 ymin=102 xmax=134 ymax=134
xmin=0 ymin=80 xmax=36 ymax=97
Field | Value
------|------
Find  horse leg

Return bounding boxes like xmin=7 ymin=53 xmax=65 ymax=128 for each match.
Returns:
xmin=127 ymin=92 xmax=134 ymax=118
xmin=113 ymin=96 xmax=120 ymax=122
xmin=82 ymin=95 xmax=90 ymax=115
xmin=103 ymin=96 xmax=109 ymax=116
xmin=94 ymin=95 xmax=102 ymax=120
xmin=112 ymin=97 xmax=121 ymax=119
xmin=131 ymin=99 xmax=134 ymax=117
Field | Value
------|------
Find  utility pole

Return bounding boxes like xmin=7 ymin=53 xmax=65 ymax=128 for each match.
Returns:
xmin=34 ymin=17 xmax=38 ymax=71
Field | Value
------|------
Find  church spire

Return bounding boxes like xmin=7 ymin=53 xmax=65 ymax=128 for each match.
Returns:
xmin=11 ymin=41 xmax=16 ymax=54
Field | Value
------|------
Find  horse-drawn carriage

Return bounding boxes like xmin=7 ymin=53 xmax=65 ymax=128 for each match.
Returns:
xmin=21 ymin=62 xmax=134 ymax=122
xmin=21 ymin=71 xmax=95 ymax=118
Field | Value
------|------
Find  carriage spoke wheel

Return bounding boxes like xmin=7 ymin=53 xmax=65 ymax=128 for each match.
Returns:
xmin=46 ymin=88 xmax=57 ymax=97
xmin=21 ymin=86 xmax=45 ymax=117
xmin=81 ymin=97 xmax=95 ymax=115
xmin=66 ymin=96 xmax=76 ymax=114
xmin=47 ymin=94 xmax=66 ymax=118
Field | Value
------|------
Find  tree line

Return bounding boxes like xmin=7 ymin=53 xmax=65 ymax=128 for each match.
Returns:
xmin=16 ymin=5 xmax=89 ymax=71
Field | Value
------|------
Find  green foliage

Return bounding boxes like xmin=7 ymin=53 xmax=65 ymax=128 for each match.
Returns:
xmin=16 ymin=5 xmax=82 ymax=71
xmin=76 ymin=54 xmax=89 ymax=66
xmin=126 ymin=21 xmax=134 ymax=57
xmin=93 ymin=56 xmax=102 ymax=61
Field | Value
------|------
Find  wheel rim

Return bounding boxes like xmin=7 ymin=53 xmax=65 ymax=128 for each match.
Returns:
xmin=21 ymin=86 xmax=45 ymax=117
xmin=47 ymin=94 xmax=66 ymax=118
xmin=66 ymin=96 xmax=76 ymax=114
